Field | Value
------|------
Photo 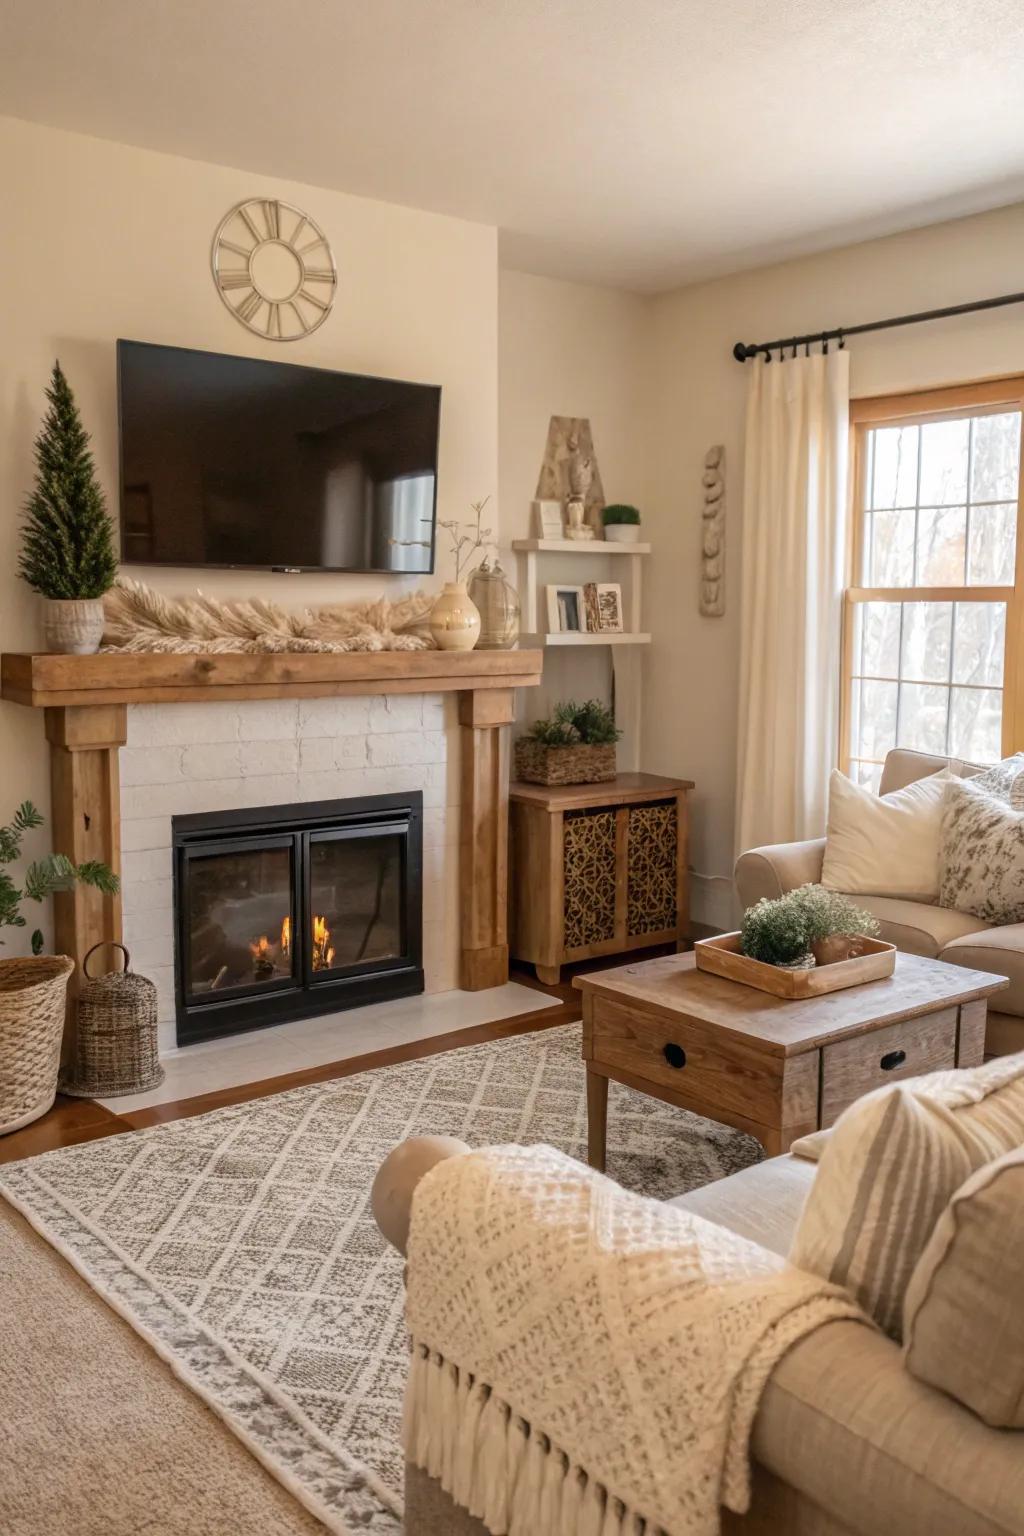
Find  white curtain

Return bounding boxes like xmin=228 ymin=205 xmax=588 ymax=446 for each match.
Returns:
xmin=735 ymin=349 xmax=850 ymax=854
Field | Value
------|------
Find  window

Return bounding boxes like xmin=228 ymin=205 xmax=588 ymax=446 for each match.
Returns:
xmin=843 ymin=379 xmax=1024 ymax=791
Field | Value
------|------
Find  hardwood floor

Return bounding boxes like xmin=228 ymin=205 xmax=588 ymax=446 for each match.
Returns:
xmin=0 ymin=941 xmax=706 ymax=1165
xmin=0 ymin=972 xmax=578 ymax=1164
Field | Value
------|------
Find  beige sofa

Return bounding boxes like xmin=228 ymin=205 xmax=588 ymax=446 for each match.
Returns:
xmin=735 ymin=746 xmax=1024 ymax=1057
xmin=375 ymin=1138 xmax=1024 ymax=1536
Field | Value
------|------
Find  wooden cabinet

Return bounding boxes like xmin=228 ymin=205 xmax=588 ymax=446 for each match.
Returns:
xmin=509 ymin=773 xmax=693 ymax=984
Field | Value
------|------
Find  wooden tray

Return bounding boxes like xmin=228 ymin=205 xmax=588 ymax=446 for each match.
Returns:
xmin=693 ymin=932 xmax=896 ymax=999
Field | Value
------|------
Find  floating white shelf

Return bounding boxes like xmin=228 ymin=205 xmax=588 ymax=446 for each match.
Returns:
xmin=520 ymin=632 xmax=652 ymax=647
xmin=511 ymin=538 xmax=651 ymax=556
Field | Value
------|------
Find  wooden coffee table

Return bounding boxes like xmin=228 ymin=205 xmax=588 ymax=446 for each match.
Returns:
xmin=576 ymin=950 xmax=1008 ymax=1166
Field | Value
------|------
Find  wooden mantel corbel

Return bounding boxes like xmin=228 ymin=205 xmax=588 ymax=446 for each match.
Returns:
xmin=2 ymin=649 xmax=543 ymax=1042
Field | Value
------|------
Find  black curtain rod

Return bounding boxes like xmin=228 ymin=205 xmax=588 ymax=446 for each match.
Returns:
xmin=732 ymin=289 xmax=1024 ymax=363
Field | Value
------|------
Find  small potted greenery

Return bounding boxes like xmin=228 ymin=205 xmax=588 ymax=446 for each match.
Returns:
xmin=514 ymin=698 xmax=621 ymax=785
xmin=0 ymin=800 xmax=119 ymax=1134
xmin=19 ymin=362 xmax=118 ymax=654
xmin=740 ymin=884 xmax=880 ymax=971
xmin=601 ymin=504 xmax=642 ymax=544
xmin=788 ymin=884 xmax=880 ymax=966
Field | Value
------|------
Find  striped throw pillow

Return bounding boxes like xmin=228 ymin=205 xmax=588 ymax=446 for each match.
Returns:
xmin=788 ymin=1053 xmax=1024 ymax=1337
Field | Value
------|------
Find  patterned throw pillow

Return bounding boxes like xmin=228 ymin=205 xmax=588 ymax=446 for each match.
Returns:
xmin=939 ymin=775 xmax=1024 ymax=923
xmin=789 ymin=1053 xmax=1024 ymax=1337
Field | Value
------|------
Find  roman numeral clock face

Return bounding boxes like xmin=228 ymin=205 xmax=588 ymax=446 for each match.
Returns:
xmin=212 ymin=199 xmax=337 ymax=340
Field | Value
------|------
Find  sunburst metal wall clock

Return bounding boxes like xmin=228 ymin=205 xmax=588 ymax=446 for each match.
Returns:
xmin=211 ymin=198 xmax=337 ymax=341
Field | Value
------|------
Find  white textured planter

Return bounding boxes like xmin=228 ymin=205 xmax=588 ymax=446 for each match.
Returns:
xmin=42 ymin=597 xmax=105 ymax=654
xmin=429 ymin=583 xmax=481 ymax=651
xmin=602 ymin=524 xmax=641 ymax=544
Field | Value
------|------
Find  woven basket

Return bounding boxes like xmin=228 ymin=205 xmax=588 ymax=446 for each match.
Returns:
xmin=0 ymin=955 xmax=75 ymax=1135
xmin=514 ymin=739 xmax=617 ymax=786
xmin=61 ymin=943 xmax=164 ymax=1100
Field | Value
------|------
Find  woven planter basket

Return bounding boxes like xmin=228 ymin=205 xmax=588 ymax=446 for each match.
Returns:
xmin=514 ymin=739 xmax=617 ymax=786
xmin=61 ymin=943 xmax=164 ymax=1100
xmin=0 ymin=955 xmax=74 ymax=1135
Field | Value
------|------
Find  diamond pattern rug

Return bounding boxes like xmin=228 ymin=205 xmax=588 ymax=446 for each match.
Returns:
xmin=0 ymin=1022 xmax=761 ymax=1534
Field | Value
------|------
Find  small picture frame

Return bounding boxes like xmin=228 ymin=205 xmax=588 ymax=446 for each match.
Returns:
xmin=584 ymin=582 xmax=624 ymax=633
xmin=532 ymin=499 xmax=565 ymax=540
xmin=546 ymin=584 xmax=585 ymax=633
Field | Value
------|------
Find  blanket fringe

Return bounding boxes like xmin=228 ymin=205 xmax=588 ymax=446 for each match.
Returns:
xmin=404 ymin=1343 xmax=666 ymax=1536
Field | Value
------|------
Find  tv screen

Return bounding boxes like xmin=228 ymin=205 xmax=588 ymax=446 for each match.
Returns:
xmin=117 ymin=340 xmax=440 ymax=573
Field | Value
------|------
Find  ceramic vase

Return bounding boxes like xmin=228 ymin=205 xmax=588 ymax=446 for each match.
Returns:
xmin=41 ymin=597 xmax=105 ymax=655
xmin=429 ymin=582 xmax=481 ymax=651
xmin=603 ymin=524 xmax=641 ymax=544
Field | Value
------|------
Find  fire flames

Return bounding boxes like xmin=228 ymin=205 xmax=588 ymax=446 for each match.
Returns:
xmin=312 ymin=913 xmax=335 ymax=971
xmin=248 ymin=912 xmax=333 ymax=976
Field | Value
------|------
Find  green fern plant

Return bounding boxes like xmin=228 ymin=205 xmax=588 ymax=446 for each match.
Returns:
xmin=527 ymin=698 xmax=622 ymax=747
xmin=0 ymin=801 xmax=119 ymax=955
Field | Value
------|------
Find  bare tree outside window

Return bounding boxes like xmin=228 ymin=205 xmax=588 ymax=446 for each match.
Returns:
xmin=844 ymin=390 xmax=1023 ymax=790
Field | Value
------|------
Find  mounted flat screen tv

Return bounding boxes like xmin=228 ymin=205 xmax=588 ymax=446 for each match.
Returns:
xmin=117 ymin=340 xmax=440 ymax=573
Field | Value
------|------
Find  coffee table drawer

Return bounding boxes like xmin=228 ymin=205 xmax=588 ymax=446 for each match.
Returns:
xmin=589 ymin=995 xmax=785 ymax=1123
xmin=820 ymin=1007 xmax=958 ymax=1126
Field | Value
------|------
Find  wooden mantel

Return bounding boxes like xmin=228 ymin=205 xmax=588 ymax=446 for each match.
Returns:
xmin=1 ymin=649 xmax=543 ymax=1043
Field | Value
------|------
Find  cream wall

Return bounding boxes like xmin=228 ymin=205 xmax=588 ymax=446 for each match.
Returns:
xmin=498 ymin=269 xmax=652 ymax=755
xmin=0 ymin=115 xmax=498 ymax=954
xmin=644 ymin=201 xmax=1024 ymax=925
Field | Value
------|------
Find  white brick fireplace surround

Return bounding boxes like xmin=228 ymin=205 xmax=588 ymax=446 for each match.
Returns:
xmin=120 ymin=694 xmax=459 ymax=1052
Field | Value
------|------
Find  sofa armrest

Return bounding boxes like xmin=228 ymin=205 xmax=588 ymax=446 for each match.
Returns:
xmin=753 ymin=1319 xmax=1024 ymax=1536
xmin=734 ymin=837 xmax=826 ymax=907
xmin=372 ymin=1135 xmax=470 ymax=1256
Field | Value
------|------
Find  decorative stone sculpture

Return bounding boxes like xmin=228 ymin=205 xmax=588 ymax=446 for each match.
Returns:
xmin=535 ymin=416 xmax=606 ymax=536
xmin=700 ymin=446 xmax=725 ymax=616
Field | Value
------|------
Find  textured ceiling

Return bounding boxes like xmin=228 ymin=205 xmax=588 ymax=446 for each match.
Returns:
xmin=2 ymin=0 xmax=1023 ymax=290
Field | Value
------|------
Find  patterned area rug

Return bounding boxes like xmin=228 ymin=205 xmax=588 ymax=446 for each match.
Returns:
xmin=0 ymin=1022 xmax=761 ymax=1535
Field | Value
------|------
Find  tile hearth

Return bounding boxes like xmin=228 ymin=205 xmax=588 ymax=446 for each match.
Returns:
xmin=98 ymin=980 xmax=555 ymax=1113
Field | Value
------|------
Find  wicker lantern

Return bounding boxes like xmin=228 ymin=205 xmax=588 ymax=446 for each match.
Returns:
xmin=61 ymin=943 xmax=164 ymax=1099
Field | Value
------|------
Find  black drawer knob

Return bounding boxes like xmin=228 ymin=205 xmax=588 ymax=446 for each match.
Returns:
xmin=663 ymin=1043 xmax=687 ymax=1069
xmin=880 ymin=1049 xmax=907 ymax=1072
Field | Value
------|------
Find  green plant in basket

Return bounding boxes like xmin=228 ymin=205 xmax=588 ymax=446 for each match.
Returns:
xmin=740 ymin=895 xmax=812 ymax=968
xmin=0 ymin=801 xmax=119 ymax=955
xmin=527 ymin=699 xmax=622 ymax=747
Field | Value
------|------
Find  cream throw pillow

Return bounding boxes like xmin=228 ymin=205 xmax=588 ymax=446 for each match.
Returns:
xmin=789 ymin=1052 xmax=1024 ymax=1337
xmin=821 ymin=768 xmax=951 ymax=901
xmin=903 ymin=1145 xmax=1024 ymax=1427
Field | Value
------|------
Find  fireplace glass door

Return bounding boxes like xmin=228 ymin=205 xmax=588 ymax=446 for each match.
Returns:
xmin=183 ymin=834 xmax=298 ymax=1003
xmin=306 ymin=825 xmax=407 ymax=979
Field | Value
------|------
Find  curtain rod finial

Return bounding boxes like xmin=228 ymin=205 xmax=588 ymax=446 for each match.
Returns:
xmin=732 ymin=342 xmax=750 ymax=362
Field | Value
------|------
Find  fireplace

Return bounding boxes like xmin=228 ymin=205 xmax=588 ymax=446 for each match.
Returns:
xmin=172 ymin=792 xmax=423 ymax=1045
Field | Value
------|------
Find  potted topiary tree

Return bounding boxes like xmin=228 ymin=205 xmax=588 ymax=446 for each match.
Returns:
xmin=19 ymin=361 xmax=118 ymax=654
xmin=0 ymin=800 xmax=118 ymax=1134
xmin=601 ymin=504 xmax=642 ymax=544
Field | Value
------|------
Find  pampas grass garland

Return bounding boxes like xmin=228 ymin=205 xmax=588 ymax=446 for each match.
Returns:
xmin=102 ymin=579 xmax=436 ymax=653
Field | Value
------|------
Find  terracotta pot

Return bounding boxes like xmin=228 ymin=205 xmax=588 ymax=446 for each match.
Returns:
xmin=603 ymin=523 xmax=641 ymax=543
xmin=429 ymin=582 xmax=481 ymax=652
xmin=812 ymin=933 xmax=868 ymax=967
xmin=42 ymin=597 xmax=105 ymax=654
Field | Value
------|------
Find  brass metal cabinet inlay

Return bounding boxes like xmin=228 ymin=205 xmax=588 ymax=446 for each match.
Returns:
xmin=627 ymin=799 xmax=678 ymax=936
xmin=562 ymin=808 xmax=617 ymax=949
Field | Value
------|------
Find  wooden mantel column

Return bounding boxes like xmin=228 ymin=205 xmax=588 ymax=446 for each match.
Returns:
xmin=44 ymin=704 xmax=126 ymax=1060
xmin=458 ymin=688 xmax=514 ymax=990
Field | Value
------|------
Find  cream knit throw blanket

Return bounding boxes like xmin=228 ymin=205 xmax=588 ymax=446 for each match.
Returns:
xmin=404 ymin=1145 xmax=867 ymax=1536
